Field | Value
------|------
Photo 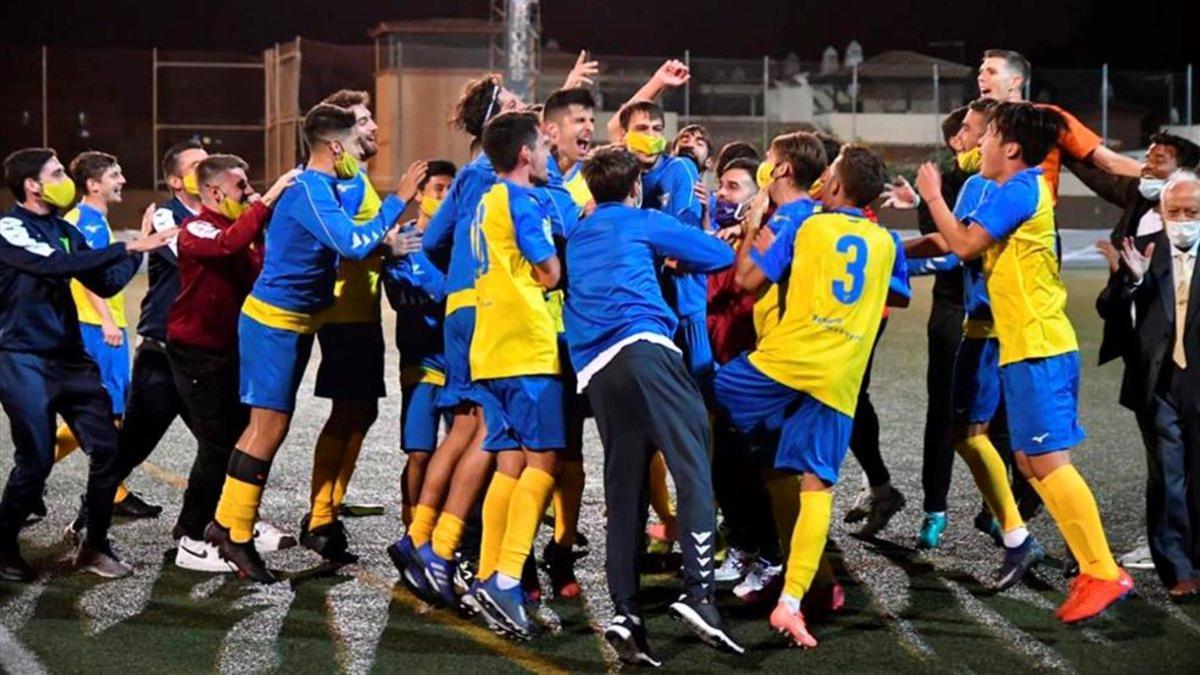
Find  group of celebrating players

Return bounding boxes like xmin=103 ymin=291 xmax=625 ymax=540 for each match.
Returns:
xmin=2 ymin=45 xmax=1183 ymax=667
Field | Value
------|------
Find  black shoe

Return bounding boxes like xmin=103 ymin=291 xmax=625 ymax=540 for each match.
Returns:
xmin=74 ymin=540 xmax=133 ymax=579
xmin=668 ymin=594 xmax=745 ymax=654
xmin=541 ymin=540 xmax=581 ymax=598
xmin=0 ymin=550 xmax=35 ymax=582
xmin=113 ymin=491 xmax=162 ymax=519
xmin=64 ymin=500 xmax=87 ymax=545
xmin=299 ymin=514 xmax=358 ymax=565
xmin=204 ymin=522 xmax=276 ymax=583
xmin=605 ymin=613 xmax=662 ymax=668
xmin=973 ymin=507 xmax=1004 ymax=548
xmin=22 ymin=494 xmax=48 ymax=527
xmin=995 ymin=535 xmax=1045 ymax=590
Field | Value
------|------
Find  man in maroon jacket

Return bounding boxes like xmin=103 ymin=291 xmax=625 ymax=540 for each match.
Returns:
xmin=167 ymin=154 xmax=298 ymax=572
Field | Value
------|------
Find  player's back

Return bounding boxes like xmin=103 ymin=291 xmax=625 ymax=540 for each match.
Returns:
xmin=433 ymin=154 xmax=497 ymax=304
xmin=749 ymin=208 xmax=903 ymax=416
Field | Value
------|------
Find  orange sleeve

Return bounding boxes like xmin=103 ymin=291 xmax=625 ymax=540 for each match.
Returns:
xmin=1046 ymin=104 xmax=1102 ymax=160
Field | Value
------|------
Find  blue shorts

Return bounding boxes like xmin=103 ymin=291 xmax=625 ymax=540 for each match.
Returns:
xmin=238 ymin=313 xmax=315 ymax=413
xmin=1000 ymin=352 xmax=1086 ymax=454
xmin=675 ymin=311 xmax=714 ymax=389
xmin=713 ymin=354 xmax=853 ymax=484
xmin=79 ymin=324 xmax=130 ymax=415
xmin=315 ymin=321 xmax=386 ymax=400
xmin=952 ymin=337 xmax=1002 ymax=425
xmin=401 ymin=380 xmax=449 ymax=452
xmin=479 ymin=375 xmax=565 ymax=452
xmin=438 ymin=307 xmax=486 ymax=411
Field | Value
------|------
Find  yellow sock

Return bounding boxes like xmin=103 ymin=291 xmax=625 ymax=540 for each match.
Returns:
xmin=552 ymin=458 xmax=584 ymax=545
xmin=215 ymin=476 xmax=263 ymax=544
xmin=479 ymin=472 xmax=518 ymax=580
xmin=1041 ymin=465 xmax=1120 ymax=580
xmin=498 ymin=468 xmax=556 ymax=580
xmin=309 ymin=433 xmax=343 ymax=530
xmin=765 ymin=470 xmax=802 ymax=558
xmin=648 ymin=451 xmax=675 ymax=525
xmin=113 ymin=482 xmax=129 ymax=504
xmin=783 ymin=490 xmax=834 ymax=600
xmin=55 ymin=424 xmax=79 ymax=462
xmin=331 ymin=435 xmax=364 ymax=510
xmin=432 ymin=513 xmax=466 ymax=560
xmin=409 ymin=504 xmax=438 ymax=547
xmin=955 ymin=435 xmax=1024 ymax=533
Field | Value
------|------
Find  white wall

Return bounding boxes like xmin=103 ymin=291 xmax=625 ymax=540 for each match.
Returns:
xmin=816 ymin=113 xmax=944 ymax=145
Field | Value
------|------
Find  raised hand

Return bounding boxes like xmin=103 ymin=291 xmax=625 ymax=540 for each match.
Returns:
xmin=915 ymin=162 xmax=943 ymax=205
xmin=1118 ymin=236 xmax=1155 ymax=282
xmin=1094 ymin=239 xmax=1120 ymax=274
xmin=139 ymin=203 xmax=157 ymax=237
xmin=654 ymin=59 xmax=690 ymax=88
xmin=127 ymin=226 xmax=180 ymax=254
xmin=397 ymin=160 xmax=429 ymax=202
xmin=881 ymin=175 xmax=919 ymax=209
xmin=263 ymin=168 xmax=303 ymax=207
xmin=563 ymin=50 xmax=599 ymax=89
xmin=383 ymin=224 xmax=422 ymax=257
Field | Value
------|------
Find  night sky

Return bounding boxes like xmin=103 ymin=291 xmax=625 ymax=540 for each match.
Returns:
xmin=0 ymin=0 xmax=1188 ymax=69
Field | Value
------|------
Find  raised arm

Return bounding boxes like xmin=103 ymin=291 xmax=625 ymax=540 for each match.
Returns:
xmin=0 ymin=216 xmax=132 ymax=278
xmin=292 ymin=178 xmax=405 ymax=261
xmin=179 ymin=202 xmax=271 ymax=260
xmin=645 ymin=211 xmax=733 ymax=273
xmin=606 ymin=60 xmax=690 ymax=142
xmin=915 ymin=162 xmax=995 ymax=260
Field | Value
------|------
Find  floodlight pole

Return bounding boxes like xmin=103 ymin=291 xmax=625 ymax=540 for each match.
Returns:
xmin=41 ymin=46 xmax=48 ymax=147
xmin=1101 ymin=63 xmax=1109 ymax=143
xmin=932 ymin=63 xmax=940 ymax=150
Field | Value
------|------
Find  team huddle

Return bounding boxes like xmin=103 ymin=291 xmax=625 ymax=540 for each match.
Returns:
xmin=4 ymin=47 xmax=1180 ymax=667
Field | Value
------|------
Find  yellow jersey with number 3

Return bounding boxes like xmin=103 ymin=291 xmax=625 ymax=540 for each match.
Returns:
xmin=748 ymin=208 xmax=908 ymax=416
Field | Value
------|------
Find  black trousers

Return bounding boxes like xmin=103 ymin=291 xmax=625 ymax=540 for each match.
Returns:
xmin=850 ymin=318 xmax=891 ymax=488
xmin=0 ymin=350 xmax=120 ymax=551
xmin=1135 ymin=365 xmax=1200 ymax=587
xmin=921 ymin=295 xmax=964 ymax=512
xmin=115 ymin=340 xmax=190 ymax=480
xmin=587 ymin=341 xmax=716 ymax=615
xmin=712 ymin=415 xmax=779 ymax=560
xmin=167 ymin=343 xmax=247 ymax=540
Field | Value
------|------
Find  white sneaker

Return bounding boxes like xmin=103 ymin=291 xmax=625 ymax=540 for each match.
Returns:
xmin=713 ymin=547 xmax=752 ymax=583
xmin=175 ymin=536 xmax=235 ymax=573
xmin=733 ymin=559 xmax=783 ymax=603
xmin=1117 ymin=543 xmax=1155 ymax=570
xmin=254 ymin=521 xmax=298 ymax=552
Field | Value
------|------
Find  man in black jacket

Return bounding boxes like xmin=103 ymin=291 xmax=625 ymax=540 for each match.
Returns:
xmin=1098 ymin=170 xmax=1200 ymax=601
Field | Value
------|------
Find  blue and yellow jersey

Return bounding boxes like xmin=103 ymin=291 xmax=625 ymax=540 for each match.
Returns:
xmin=248 ymin=169 xmax=405 ymax=326
xmin=748 ymin=197 xmax=819 ymax=342
xmin=324 ymin=169 xmax=384 ymax=324
xmin=66 ymin=203 xmax=127 ymax=327
xmin=383 ymin=222 xmax=447 ymax=387
xmin=561 ymin=161 xmax=593 ymax=210
xmin=642 ymin=155 xmax=706 ymax=318
xmin=424 ymin=154 xmax=496 ymax=318
xmin=749 ymin=208 xmax=909 ymax=416
xmin=966 ymin=167 xmax=1077 ymax=365
xmin=468 ymin=180 xmax=560 ymax=380
xmin=953 ymin=174 xmax=997 ymax=339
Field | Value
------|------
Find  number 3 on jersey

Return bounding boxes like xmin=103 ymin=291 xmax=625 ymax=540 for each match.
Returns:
xmin=832 ymin=234 xmax=867 ymax=304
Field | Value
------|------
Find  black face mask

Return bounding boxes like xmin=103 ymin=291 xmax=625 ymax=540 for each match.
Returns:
xmin=675 ymin=146 xmax=705 ymax=172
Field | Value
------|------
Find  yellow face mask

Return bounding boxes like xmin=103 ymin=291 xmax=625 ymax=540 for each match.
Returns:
xmin=182 ymin=172 xmax=200 ymax=195
xmin=625 ymin=131 xmax=667 ymax=156
xmin=217 ymin=196 xmax=249 ymax=221
xmin=808 ymin=176 xmax=825 ymax=199
xmin=956 ymin=146 xmax=982 ymax=173
xmin=756 ymin=161 xmax=777 ymax=190
xmin=42 ymin=179 xmax=76 ymax=208
xmin=333 ymin=152 xmax=361 ymax=180
xmin=420 ymin=196 xmax=442 ymax=219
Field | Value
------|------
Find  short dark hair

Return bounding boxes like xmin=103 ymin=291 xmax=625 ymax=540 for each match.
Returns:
xmin=835 ymin=144 xmax=888 ymax=207
xmin=321 ymin=89 xmax=370 ymax=109
xmin=815 ymin=132 xmax=842 ymax=168
xmin=984 ymin=49 xmax=1031 ymax=83
xmin=4 ymin=147 xmax=56 ymax=202
xmin=719 ymin=157 xmax=759 ymax=184
xmin=419 ymin=159 xmax=457 ymax=191
xmin=942 ymin=106 xmax=969 ymax=145
xmin=303 ymin=103 xmax=357 ymax=146
xmin=1150 ymin=132 xmax=1200 ymax=170
xmin=989 ymin=102 xmax=1065 ymax=167
xmin=452 ymin=74 xmax=504 ymax=140
xmin=618 ymin=100 xmax=664 ymax=131
xmin=482 ymin=112 xmax=541 ymax=173
xmin=69 ymin=151 xmax=119 ymax=192
xmin=770 ymin=132 xmax=827 ymax=190
xmin=543 ymin=88 xmax=596 ymax=123
xmin=715 ymin=141 xmax=759 ymax=176
xmin=582 ymin=146 xmax=641 ymax=204
xmin=161 ymin=139 xmax=204 ymax=180
xmin=967 ymin=97 xmax=1000 ymax=116
xmin=196 ymin=154 xmax=249 ymax=188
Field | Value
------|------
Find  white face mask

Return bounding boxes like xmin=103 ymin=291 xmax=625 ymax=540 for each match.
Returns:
xmin=1165 ymin=219 xmax=1200 ymax=250
xmin=1139 ymin=177 xmax=1164 ymax=201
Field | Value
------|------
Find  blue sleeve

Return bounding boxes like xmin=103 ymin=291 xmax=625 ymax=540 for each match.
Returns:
xmin=967 ymin=175 xmax=1037 ymax=242
xmin=907 ymin=253 xmax=960 ymax=276
xmin=750 ymin=212 xmax=802 ymax=283
xmin=412 ymin=252 xmax=446 ymax=303
xmin=424 ymin=170 xmax=466 ymax=257
xmin=643 ymin=211 xmax=733 ymax=273
xmin=290 ymin=177 xmax=404 ymax=260
xmin=512 ymin=196 xmax=556 ymax=265
xmin=0 ymin=216 xmax=131 ymax=281
xmin=663 ymin=160 xmax=702 ymax=229
xmin=888 ymin=230 xmax=912 ymax=300
xmin=536 ymin=183 xmax=580 ymax=238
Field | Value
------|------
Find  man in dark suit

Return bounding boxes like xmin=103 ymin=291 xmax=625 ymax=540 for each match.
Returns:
xmin=1098 ymin=170 xmax=1200 ymax=600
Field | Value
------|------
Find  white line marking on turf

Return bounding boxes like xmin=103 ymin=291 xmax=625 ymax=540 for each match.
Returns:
xmin=77 ymin=557 xmax=164 ymax=636
xmin=325 ymin=578 xmax=390 ymax=675
xmin=944 ymin=580 xmax=1075 ymax=673
xmin=190 ymin=575 xmax=228 ymax=601
xmin=0 ymin=623 xmax=47 ymax=675
xmin=217 ymin=582 xmax=295 ymax=675
xmin=0 ymin=576 xmax=48 ymax=633
xmin=838 ymin=537 xmax=936 ymax=659
xmin=1005 ymin=586 xmax=1111 ymax=646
